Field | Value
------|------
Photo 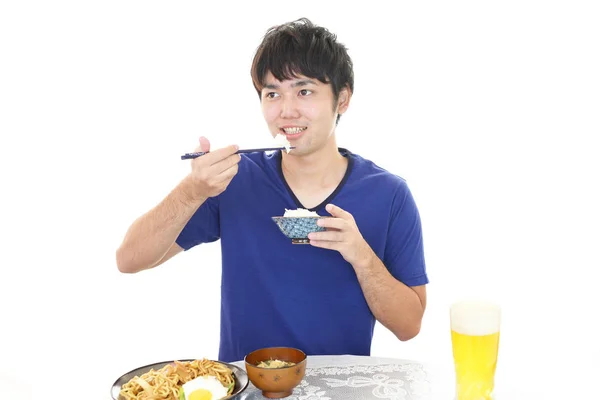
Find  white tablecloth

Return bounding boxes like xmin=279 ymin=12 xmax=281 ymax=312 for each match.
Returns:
xmin=230 ymin=353 xmax=598 ymax=399
xmin=231 ymin=355 xmax=433 ymax=400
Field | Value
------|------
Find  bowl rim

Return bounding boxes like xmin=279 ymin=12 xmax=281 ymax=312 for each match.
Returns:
xmin=244 ymin=346 xmax=308 ymax=370
xmin=271 ymin=216 xmax=331 ymax=219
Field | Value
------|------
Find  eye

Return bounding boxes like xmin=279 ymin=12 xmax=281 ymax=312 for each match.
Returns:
xmin=264 ymin=92 xmax=279 ymax=99
xmin=299 ymin=89 xmax=312 ymax=96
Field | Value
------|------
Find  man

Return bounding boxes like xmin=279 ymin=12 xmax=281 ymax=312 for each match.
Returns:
xmin=116 ymin=18 xmax=429 ymax=363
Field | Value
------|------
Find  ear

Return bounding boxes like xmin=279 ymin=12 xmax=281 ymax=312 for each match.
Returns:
xmin=337 ymin=87 xmax=352 ymax=115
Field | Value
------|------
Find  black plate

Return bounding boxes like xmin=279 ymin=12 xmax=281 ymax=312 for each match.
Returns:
xmin=110 ymin=359 xmax=249 ymax=399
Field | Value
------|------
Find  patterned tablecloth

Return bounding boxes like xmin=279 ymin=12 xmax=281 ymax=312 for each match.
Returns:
xmin=231 ymin=355 xmax=433 ymax=400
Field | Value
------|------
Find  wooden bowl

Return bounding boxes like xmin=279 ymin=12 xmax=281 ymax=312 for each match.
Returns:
xmin=244 ymin=347 xmax=307 ymax=398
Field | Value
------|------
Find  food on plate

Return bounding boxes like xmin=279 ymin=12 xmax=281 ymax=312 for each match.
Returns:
xmin=256 ymin=359 xmax=297 ymax=368
xmin=119 ymin=359 xmax=235 ymax=400
xmin=181 ymin=375 xmax=229 ymax=400
xmin=283 ymin=208 xmax=319 ymax=217
xmin=273 ymin=134 xmax=292 ymax=153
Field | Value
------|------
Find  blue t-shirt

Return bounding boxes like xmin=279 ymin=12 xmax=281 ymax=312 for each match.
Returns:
xmin=176 ymin=148 xmax=428 ymax=362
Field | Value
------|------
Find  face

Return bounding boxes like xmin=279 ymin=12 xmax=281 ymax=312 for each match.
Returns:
xmin=260 ymin=71 xmax=350 ymax=156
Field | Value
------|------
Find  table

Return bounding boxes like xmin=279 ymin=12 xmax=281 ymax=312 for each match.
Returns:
xmin=231 ymin=355 xmax=434 ymax=399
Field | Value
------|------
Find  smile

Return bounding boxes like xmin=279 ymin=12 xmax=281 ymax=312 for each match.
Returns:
xmin=280 ymin=127 xmax=307 ymax=135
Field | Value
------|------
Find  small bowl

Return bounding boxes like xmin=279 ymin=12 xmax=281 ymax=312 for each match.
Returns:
xmin=244 ymin=347 xmax=307 ymax=398
xmin=271 ymin=216 xmax=329 ymax=244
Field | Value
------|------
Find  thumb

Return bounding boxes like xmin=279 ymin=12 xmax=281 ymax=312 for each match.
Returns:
xmin=326 ymin=203 xmax=352 ymax=220
xmin=197 ymin=136 xmax=211 ymax=153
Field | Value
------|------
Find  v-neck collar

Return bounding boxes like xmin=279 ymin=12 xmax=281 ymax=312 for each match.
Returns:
xmin=276 ymin=148 xmax=354 ymax=213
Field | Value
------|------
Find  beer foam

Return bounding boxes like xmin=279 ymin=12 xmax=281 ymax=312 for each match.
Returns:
xmin=450 ymin=300 xmax=501 ymax=336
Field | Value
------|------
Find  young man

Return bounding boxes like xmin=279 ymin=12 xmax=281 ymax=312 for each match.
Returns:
xmin=116 ymin=18 xmax=429 ymax=363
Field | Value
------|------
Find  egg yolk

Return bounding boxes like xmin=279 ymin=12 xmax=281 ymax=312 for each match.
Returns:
xmin=188 ymin=388 xmax=213 ymax=400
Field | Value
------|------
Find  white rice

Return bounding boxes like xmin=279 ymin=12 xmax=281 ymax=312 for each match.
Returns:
xmin=274 ymin=134 xmax=292 ymax=153
xmin=284 ymin=208 xmax=319 ymax=217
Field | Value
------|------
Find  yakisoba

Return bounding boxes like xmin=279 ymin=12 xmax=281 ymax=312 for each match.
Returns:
xmin=119 ymin=359 xmax=234 ymax=400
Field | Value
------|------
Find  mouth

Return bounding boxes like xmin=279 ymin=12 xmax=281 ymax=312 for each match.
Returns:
xmin=280 ymin=126 xmax=307 ymax=137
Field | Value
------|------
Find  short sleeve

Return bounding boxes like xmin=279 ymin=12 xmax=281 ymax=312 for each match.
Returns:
xmin=383 ymin=182 xmax=429 ymax=287
xmin=175 ymin=196 xmax=221 ymax=250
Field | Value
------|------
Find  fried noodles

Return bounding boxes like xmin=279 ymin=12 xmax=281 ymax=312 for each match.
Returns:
xmin=119 ymin=359 xmax=235 ymax=400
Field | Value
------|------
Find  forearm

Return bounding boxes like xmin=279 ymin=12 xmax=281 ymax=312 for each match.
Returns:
xmin=116 ymin=175 xmax=207 ymax=273
xmin=353 ymin=251 xmax=425 ymax=341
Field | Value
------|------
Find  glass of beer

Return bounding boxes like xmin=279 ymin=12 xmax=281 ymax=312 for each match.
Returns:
xmin=450 ymin=300 xmax=501 ymax=400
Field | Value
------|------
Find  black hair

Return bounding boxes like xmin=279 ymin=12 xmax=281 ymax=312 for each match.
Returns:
xmin=251 ymin=18 xmax=354 ymax=124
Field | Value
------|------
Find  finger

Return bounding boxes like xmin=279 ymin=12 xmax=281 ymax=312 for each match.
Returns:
xmin=213 ymin=161 xmax=239 ymax=182
xmin=210 ymin=153 xmax=242 ymax=175
xmin=198 ymin=136 xmax=211 ymax=153
xmin=317 ymin=217 xmax=347 ymax=231
xmin=308 ymin=230 xmax=345 ymax=242
xmin=325 ymin=203 xmax=354 ymax=220
xmin=200 ymin=144 xmax=239 ymax=165
xmin=309 ymin=240 xmax=339 ymax=250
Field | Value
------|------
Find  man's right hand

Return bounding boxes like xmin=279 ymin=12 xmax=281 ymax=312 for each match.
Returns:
xmin=188 ymin=136 xmax=241 ymax=199
xmin=116 ymin=136 xmax=240 ymax=273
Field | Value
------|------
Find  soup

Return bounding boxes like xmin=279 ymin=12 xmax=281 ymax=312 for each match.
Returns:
xmin=256 ymin=359 xmax=296 ymax=368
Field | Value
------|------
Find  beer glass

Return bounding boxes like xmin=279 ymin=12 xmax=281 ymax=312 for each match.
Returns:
xmin=450 ymin=300 xmax=501 ymax=400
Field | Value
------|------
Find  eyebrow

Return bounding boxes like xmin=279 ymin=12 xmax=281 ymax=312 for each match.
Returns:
xmin=263 ymin=79 xmax=318 ymax=90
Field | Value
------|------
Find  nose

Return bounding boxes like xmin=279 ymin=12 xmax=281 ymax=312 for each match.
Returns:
xmin=280 ymin=95 xmax=300 ymax=119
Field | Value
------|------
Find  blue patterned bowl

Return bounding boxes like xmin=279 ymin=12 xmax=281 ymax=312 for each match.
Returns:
xmin=271 ymin=216 xmax=329 ymax=244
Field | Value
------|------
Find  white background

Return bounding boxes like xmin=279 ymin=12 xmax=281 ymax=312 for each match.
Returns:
xmin=1 ymin=1 xmax=599 ymax=399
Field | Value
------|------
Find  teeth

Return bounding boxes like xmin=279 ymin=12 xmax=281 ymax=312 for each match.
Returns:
xmin=282 ymin=127 xmax=306 ymax=134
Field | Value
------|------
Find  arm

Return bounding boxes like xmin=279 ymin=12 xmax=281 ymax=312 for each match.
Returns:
xmin=115 ymin=175 xmax=206 ymax=273
xmin=116 ymin=138 xmax=240 ymax=273
xmin=352 ymin=251 xmax=426 ymax=341
xmin=308 ymin=203 xmax=427 ymax=341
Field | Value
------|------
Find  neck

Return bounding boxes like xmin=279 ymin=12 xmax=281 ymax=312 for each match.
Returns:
xmin=281 ymin=136 xmax=347 ymax=187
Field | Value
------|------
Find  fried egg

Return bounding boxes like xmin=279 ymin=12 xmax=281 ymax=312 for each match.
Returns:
xmin=182 ymin=375 xmax=229 ymax=400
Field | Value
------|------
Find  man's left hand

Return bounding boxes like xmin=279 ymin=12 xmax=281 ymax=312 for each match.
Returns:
xmin=308 ymin=203 xmax=374 ymax=268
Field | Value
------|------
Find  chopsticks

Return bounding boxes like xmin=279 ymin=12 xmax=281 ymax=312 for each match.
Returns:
xmin=181 ymin=147 xmax=294 ymax=160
